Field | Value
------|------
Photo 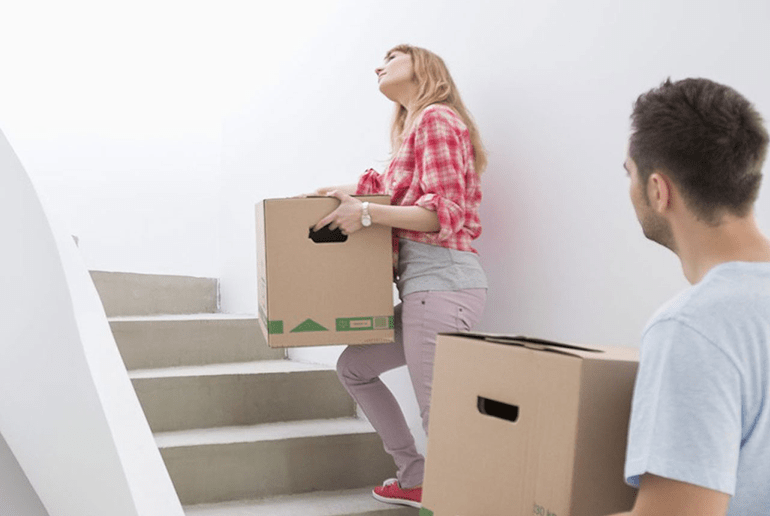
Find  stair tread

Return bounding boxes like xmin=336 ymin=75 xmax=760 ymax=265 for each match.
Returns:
xmin=109 ymin=313 xmax=257 ymax=322
xmin=129 ymin=359 xmax=332 ymax=379
xmin=156 ymin=418 xmax=375 ymax=448
xmin=184 ymin=488 xmax=416 ymax=515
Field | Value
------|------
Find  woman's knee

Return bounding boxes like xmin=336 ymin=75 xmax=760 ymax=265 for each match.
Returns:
xmin=336 ymin=346 xmax=368 ymax=385
xmin=337 ymin=341 xmax=404 ymax=386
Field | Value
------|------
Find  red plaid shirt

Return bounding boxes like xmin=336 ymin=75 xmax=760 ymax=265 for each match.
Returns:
xmin=356 ymin=104 xmax=483 ymax=262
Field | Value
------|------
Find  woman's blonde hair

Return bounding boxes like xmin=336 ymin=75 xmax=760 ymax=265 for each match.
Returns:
xmin=386 ymin=44 xmax=487 ymax=175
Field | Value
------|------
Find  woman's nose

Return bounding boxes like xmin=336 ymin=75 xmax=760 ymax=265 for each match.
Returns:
xmin=375 ymin=66 xmax=383 ymax=76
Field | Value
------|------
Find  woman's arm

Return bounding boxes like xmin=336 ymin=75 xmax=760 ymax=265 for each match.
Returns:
xmin=369 ymin=202 xmax=439 ymax=232
xmin=313 ymin=190 xmax=439 ymax=234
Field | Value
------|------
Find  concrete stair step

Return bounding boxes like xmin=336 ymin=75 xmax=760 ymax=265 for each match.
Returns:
xmin=158 ymin=418 xmax=398 ymax=506
xmin=184 ymin=488 xmax=418 ymax=516
xmin=91 ymin=270 xmax=218 ymax=316
xmin=109 ymin=314 xmax=284 ymax=370
xmin=130 ymin=360 xmax=356 ymax=433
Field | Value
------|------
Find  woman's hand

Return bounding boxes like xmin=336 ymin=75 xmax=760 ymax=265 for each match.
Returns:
xmin=296 ymin=183 xmax=358 ymax=198
xmin=314 ymin=191 xmax=364 ymax=235
xmin=313 ymin=190 xmax=440 ymax=235
xmin=295 ymin=187 xmax=332 ymax=198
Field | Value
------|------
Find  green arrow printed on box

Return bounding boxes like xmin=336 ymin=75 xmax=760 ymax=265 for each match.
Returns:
xmin=267 ymin=320 xmax=284 ymax=334
xmin=290 ymin=319 xmax=328 ymax=333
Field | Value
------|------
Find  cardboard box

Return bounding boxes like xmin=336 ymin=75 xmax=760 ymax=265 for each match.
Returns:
xmin=421 ymin=333 xmax=639 ymax=516
xmin=256 ymin=196 xmax=394 ymax=348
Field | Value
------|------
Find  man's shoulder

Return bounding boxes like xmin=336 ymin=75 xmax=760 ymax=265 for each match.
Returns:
xmin=644 ymin=262 xmax=770 ymax=344
xmin=661 ymin=262 xmax=770 ymax=313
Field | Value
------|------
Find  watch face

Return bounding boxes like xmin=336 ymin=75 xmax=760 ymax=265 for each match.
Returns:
xmin=361 ymin=202 xmax=372 ymax=227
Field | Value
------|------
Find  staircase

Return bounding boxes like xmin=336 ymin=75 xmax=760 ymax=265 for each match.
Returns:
xmin=92 ymin=271 xmax=418 ymax=516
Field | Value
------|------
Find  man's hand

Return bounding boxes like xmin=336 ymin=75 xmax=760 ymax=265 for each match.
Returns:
xmin=606 ymin=474 xmax=729 ymax=516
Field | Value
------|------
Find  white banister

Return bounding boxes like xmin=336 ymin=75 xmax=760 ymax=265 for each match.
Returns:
xmin=0 ymin=129 xmax=184 ymax=516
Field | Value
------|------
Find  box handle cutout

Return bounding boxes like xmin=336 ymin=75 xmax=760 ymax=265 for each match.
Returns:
xmin=308 ymin=224 xmax=348 ymax=244
xmin=477 ymin=396 xmax=519 ymax=423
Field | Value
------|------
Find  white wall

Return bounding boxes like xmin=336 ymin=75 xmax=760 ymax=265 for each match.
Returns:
xmin=0 ymin=0 xmax=238 ymax=277
xmin=2 ymin=0 xmax=767 ymax=464
xmin=221 ymin=0 xmax=770 ymax=339
xmin=3 ymin=0 xmax=766 ymax=317
xmin=219 ymin=0 xmax=770 ymax=451
xmin=0 ymin=1 xmax=371 ymax=277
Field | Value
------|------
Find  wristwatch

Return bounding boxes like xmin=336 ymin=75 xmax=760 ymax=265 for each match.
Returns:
xmin=361 ymin=201 xmax=372 ymax=227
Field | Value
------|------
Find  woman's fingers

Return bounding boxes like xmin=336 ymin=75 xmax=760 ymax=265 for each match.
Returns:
xmin=314 ymin=214 xmax=333 ymax=231
xmin=328 ymin=190 xmax=358 ymax=204
xmin=313 ymin=191 xmax=363 ymax=233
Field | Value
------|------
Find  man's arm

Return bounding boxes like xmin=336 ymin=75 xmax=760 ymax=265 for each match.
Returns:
xmin=606 ymin=474 xmax=729 ymax=516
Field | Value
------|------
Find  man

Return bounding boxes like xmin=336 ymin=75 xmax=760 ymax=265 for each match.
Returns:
xmin=609 ymin=78 xmax=770 ymax=516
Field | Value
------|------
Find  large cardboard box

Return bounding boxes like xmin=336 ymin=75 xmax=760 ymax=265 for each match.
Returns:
xmin=256 ymin=196 xmax=394 ymax=348
xmin=421 ymin=333 xmax=639 ymax=516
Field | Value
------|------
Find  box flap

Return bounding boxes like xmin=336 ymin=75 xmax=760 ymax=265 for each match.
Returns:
xmin=439 ymin=331 xmax=603 ymax=357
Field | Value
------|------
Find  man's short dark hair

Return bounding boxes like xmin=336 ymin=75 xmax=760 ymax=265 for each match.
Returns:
xmin=630 ymin=78 xmax=769 ymax=223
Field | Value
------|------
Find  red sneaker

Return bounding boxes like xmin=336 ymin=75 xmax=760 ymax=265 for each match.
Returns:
xmin=372 ymin=478 xmax=422 ymax=508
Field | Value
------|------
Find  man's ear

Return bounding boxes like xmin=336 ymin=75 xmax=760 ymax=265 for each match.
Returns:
xmin=647 ymin=172 xmax=672 ymax=213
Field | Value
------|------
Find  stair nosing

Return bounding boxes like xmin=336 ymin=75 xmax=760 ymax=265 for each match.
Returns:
xmin=155 ymin=417 xmax=376 ymax=448
xmin=108 ymin=313 xmax=257 ymax=323
xmin=128 ymin=359 xmax=332 ymax=379
xmin=183 ymin=487 xmax=414 ymax=515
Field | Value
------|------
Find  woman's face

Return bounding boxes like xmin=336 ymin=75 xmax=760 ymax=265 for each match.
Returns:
xmin=375 ymin=50 xmax=414 ymax=100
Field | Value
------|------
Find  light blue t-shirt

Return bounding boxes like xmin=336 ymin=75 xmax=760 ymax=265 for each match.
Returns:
xmin=625 ymin=262 xmax=770 ymax=515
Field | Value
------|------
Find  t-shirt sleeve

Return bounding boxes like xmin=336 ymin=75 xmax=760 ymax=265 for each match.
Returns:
xmin=624 ymin=318 xmax=742 ymax=495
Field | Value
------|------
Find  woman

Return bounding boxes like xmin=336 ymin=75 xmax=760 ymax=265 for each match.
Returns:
xmin=313 ymin=44 xmax=487 ymax=508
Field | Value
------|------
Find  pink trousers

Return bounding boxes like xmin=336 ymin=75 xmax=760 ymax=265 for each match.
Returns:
xmin=336 ymin=288 xmax=486 ymax=488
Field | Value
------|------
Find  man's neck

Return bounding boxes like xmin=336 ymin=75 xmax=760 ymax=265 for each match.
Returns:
xmin=674 ymin=213 xmax=770 ymax=284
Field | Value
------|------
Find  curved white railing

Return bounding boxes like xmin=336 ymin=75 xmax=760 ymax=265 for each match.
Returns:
xmin=0 ymin=130 xmax=184 ymax=516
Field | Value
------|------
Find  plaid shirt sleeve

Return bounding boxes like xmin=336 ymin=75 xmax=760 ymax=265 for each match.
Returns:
xmin=411 ymin=108 xmax=472 ymax=242
xmin=356 ymin=168 xmax=386 ymax=195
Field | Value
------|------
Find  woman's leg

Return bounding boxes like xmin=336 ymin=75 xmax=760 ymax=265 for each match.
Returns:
xmin=336 ymin=303 xmax=424 ymax=487
xmin=338 ymin=289 xmax=486 ymax=490
xmin=401 ymin=289 xmax=487 ymax=439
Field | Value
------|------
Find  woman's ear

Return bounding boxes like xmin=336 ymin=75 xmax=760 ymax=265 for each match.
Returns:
xmin=648 ymin=172 xmax=672 ymax=213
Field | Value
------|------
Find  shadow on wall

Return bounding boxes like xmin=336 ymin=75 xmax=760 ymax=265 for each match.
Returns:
xmin=0 ymin=130 xmax=184 ymax=516
xmin=0 ymin=431 xmax=49 ymax=516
